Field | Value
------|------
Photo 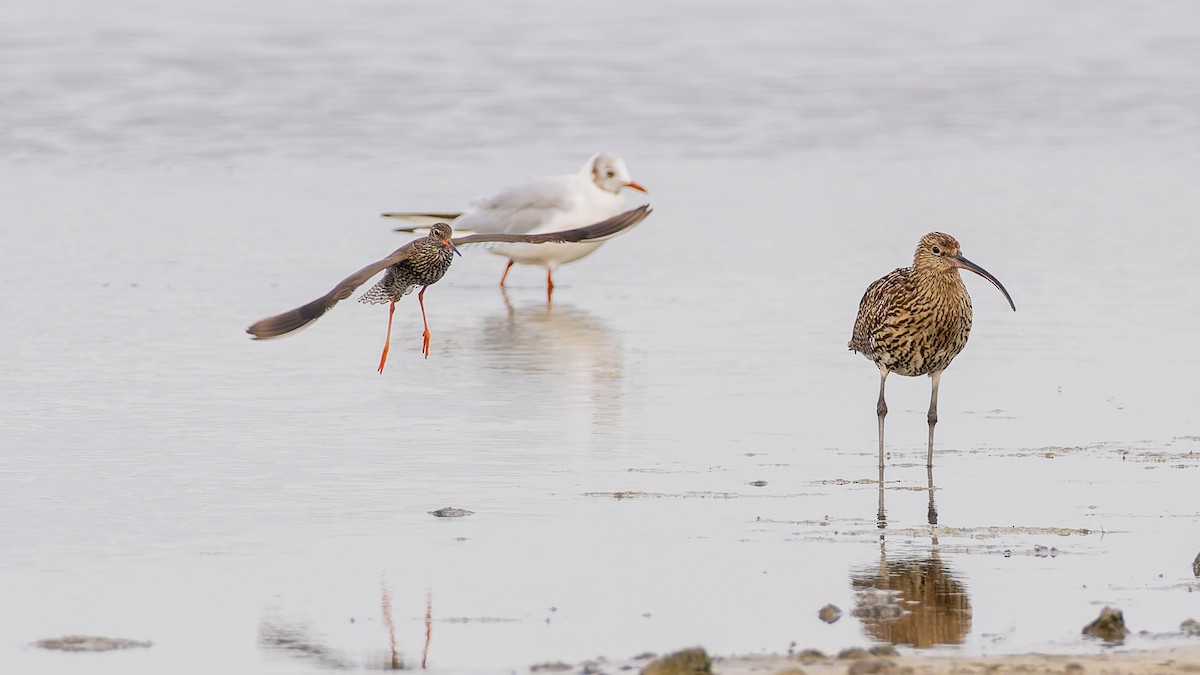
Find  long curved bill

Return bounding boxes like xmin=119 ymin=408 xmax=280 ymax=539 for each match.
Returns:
xmin=953 ymin=255 xmax=1016 ymax=311
xmin=448 ymin=240 xmax=462 ymax=256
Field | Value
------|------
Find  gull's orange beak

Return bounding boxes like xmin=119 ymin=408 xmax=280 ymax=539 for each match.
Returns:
xmin=624 ymin=181 xmax=648 ymax=194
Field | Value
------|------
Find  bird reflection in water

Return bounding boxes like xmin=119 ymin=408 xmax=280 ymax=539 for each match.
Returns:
xmin=472 ymin=290 xmax=625 ymax=449
xmin=855 ymin=484 xmax=972 ymax=648
xmin=876 ymin=463 xmax=938 ymax=528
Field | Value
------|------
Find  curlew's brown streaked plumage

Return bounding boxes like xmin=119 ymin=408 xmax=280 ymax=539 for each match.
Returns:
xmin=849 ymin=232 xmax=1016 ymax=476
xmin=246 ymin=205 xmax=652 ymax=373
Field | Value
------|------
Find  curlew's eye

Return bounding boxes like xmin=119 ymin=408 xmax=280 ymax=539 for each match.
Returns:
xmin=931 ymin=245 xmax=942 ymax=255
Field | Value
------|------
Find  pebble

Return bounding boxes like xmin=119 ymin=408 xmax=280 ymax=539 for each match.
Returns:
xmin=817 ymin=604 xmax=842 ymax=624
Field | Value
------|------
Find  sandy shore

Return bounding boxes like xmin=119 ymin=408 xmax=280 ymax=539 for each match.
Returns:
xmin=585 ymin=646 xmax=1200 ymax=675
xmin=723 ymin=650 xmax=1200 ymax=674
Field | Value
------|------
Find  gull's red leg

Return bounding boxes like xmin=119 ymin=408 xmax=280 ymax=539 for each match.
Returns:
xmin=377 ymin=300 xmax=396 ymax=374
xmin=545 ymin=268 xmax=555 ymax=304
xmin=499 ymin=259 xmax=514 ymax=287
xmin=418 ymin=287 xmax=432 ymax=359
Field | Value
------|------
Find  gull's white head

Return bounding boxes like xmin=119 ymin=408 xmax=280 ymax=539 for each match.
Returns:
xmin=584 ymin=152 xmax=647 ymax=195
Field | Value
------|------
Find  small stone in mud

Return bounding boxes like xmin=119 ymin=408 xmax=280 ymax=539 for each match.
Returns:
xmin=774 ymin=668 xmax=807 ymax=675
xmin=1082 ymin=606 xmax=1129 ymax=643
xmin=817 ymin=603 xmax=842 ymax=624
xmin=642 ymin=647 xmax=711 ymax=674
xmin=847 ymin=659 xmax=905 ymax=674
xmin=35 ymin=635 xmax=152 ymax=652
xmin=530 ymin=662 xmax=572 ymax=672
xmin=792 ymin=648 xmax=826 ymax=664
xmin=837 ymin=647 xmax=870 ymax=660
xmin=749 ymin=480 xmax=768 ymax=487
xmin=429 ymin=507 xmax=473 ymax=518
xmin=1182 ymin=618 xmax=1200 ymax=636
xmin=868 ymin=645 xmax=899 ymax=657
xmin=1064 ymin=664 xmax=1086 ymax=673
xmin=1193 ymin=550 xmax=1200 ymax=577
xmin=1034 ymin=544 xmax=1063 ymax=557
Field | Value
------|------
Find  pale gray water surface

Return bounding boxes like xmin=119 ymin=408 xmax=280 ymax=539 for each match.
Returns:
xmin=2 ymin=1 xmax=1200 ymax=673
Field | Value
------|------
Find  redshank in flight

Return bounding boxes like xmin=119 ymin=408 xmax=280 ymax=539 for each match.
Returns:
xmin=247 ymin=205 xmax=652 ymax=372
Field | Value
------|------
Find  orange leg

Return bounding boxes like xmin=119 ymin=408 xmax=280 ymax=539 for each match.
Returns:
xmin=498 ymin=259 xmax=514 ymax=287
xmin=421 ymin=591 xmax=432 ymax=669
xmin=377 ymin=300 xmax=396 ymax=374
xmin=545 ymin=268 xmax=555 ymax=304
xmin=418 ymin=287 xmax=432 ymax=358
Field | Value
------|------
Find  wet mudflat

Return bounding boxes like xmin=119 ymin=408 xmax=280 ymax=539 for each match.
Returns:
xmin=2 ymin=1 xmax=1200 ymax=674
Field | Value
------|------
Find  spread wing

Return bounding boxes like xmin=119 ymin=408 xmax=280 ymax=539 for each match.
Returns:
xmin=246 ymin=241 xmax=419 ymax=340
xmin=451 ymin=204 xmax=651 ymax=246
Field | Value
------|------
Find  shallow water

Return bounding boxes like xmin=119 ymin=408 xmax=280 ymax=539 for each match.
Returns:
xmin=2 ymin=1 xmax=1200 ymax=673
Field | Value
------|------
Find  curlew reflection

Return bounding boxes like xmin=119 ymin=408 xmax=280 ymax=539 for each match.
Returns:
xmin=876 ymin=457 xmax=939 ymax=529
xmin=855 ymin=480 xmax=971 ymax=648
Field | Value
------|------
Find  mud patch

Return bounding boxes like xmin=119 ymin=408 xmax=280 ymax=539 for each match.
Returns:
xmin=35 ymin=635 xmax=152 ymax=652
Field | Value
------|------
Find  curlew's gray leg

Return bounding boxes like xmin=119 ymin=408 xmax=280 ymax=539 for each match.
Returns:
xmin=499 ymin=259 xmax=514 ymax=287
xmin=876 ymin=366 xmax=890 ymax=470
xmin=926 ymin=370 xmax=942 ymax=468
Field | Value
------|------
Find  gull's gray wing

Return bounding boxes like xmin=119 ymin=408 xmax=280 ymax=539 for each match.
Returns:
xmin=246 ymin=241 xmax=419 ymax=340
xmin=451 ymin=205 xmax=651 ymax=246
xmin=385 ymin=174 xmax=582 ymax=235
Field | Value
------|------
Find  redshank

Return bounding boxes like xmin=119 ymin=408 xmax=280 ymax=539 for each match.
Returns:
xmin=382 ymin=152 xmax=647 ymax=300
xmin=247 ymin=205 xmax=651 ymax=372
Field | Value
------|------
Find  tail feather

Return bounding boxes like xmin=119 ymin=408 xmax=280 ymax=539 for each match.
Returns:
xmin=358 ymin=276 xmax=407 ymax=305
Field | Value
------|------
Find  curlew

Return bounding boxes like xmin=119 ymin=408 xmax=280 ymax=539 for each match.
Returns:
xmin=247 ymin=205 xmax=651 ymax=373
xmin=849 ymin=232 xmax=1015 ymax=471
xmin=382 ymin=153 xmax=647 ymax=301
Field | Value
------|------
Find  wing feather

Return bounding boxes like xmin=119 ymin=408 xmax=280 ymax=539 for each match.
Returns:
xmin=246 ymin=242 xmax=418 ymax=339
xmin=455 ymin=175 xmax=582 ymax=235
xmin=451 ymin=205 xmax=651 ymax=247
